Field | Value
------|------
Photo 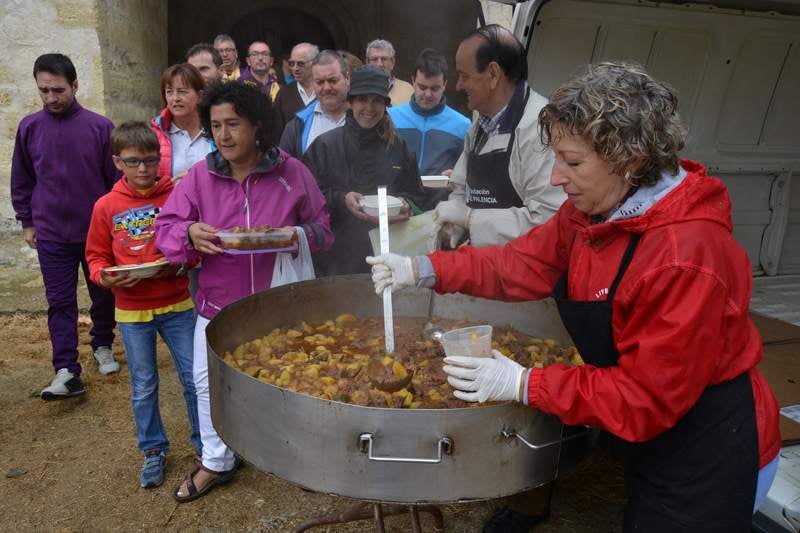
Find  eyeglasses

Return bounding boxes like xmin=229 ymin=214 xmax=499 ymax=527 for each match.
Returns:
xmin=368 ymin=56 xmax=393 ymax=64
xmin=249 ymin=51 xmax=271 ymax=57
xmin=118 ymin=156 xmax=160 ymax=168
xmin=288 ymin=60 xmax=306 ymax=67
xmin=216 ymin=47 xmax=236 ymax=54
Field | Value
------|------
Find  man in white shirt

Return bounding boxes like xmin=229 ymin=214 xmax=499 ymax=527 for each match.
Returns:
xmin=274 ymin=42 xmax=319 ymax=133
xmin=279 ymin=50 xmax=349 ymax=158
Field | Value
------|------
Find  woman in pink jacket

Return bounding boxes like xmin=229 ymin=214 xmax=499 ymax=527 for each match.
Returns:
xmin=156 ymin=81 xmax=333 ymax=502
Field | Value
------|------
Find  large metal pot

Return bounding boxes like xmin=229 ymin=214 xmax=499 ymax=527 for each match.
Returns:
xmin=206 ymin=275 xmax=590 ymax=504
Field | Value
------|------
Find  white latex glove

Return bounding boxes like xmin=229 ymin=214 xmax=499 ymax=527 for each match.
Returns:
xmin=433 ymin=200 xmax=471 ymax=229
xmin=443 ymin=350 xmax=527 ymax=403
xmin=366 ymin=253 xmax=417 ymax=294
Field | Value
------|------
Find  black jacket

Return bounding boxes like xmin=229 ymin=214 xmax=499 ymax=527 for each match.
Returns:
xmin=303 ymin=113 xmax=427 ymax=276
xmin=274 ymin=81 xmax=311 ymax=135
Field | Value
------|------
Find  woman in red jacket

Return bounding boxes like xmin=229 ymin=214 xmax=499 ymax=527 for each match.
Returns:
xmin=150 ymin=63 xmax=214 ymax=183
xmin=368 ymin=62 xmax=780 ymax=532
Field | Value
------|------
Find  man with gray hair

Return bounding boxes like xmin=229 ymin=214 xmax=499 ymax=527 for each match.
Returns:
xmin=213 ymin=34 xmax=241 ymax=81
xmin=366 ymin=38 xmax=413 ymax=105
xmin=274 ymin=42 xmax=319 ymax=133
xmin=279 ymin=50 xmax=349 ymax=157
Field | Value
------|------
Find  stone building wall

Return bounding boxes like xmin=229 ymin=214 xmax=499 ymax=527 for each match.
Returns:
xmin=0 ymin=0 xmax=166 ymax=230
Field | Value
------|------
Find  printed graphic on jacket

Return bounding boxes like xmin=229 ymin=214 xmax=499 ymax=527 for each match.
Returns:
xmin=113 ymin=204 xmax=160 ymax=251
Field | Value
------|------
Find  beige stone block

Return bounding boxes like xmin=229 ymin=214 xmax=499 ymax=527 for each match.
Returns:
xmin=55 ymin=0 xmax=98 ymax=29
xmin=0 ymin=67 xmax=13 ymax=84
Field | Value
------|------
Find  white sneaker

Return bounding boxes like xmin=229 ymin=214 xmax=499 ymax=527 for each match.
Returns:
xmin=41 ymin=368 xmax=86 ymax=400
xmin=93 ymin=346 xmax=120 ymax=375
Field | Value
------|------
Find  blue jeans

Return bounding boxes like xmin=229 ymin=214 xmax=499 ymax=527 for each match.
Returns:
xmin=118 ymin=309 xmax=201 ymax=454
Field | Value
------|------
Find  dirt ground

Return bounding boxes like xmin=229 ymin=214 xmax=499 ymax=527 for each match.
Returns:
xmin=0 ymin=232 xmax=625 ymax=532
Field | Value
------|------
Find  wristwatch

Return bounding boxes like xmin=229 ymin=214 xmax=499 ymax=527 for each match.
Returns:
xmin=175 ymin=262 xmax=189 ymax=276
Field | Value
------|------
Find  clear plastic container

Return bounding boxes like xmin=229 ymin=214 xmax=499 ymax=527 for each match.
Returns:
xmin=440 ymin=325 xmax=493 ymax=358
xmin=217 ymin=227 xmax=296 ymax=250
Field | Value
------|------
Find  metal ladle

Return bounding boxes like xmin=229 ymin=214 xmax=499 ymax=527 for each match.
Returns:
xmin=422 ymin=231 xmax=445 ymax=342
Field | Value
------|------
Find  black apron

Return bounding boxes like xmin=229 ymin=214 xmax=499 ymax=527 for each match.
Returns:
xmin=552 ymin=234 xmax=759 ymax=532
xmin=465 ymin=90 xmax=529 ymax=210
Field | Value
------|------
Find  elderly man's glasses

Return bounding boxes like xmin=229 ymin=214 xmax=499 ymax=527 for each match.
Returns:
xmin=119 ymin=156 xmax=160 ymax=168
xmin=216 ymin=47 xmax=236 ymax=54
xmin=249 ymin=51 xmax=271 ymax=57
xmin=288 ymin=60 xmax=307 ymax=67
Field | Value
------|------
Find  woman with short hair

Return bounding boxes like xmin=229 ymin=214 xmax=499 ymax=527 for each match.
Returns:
xmin=368 ymin=62 xmax=781 ymax=531
xmin=150 ymin=63 xmax=213 ymax=183
xmin=156 ymin=81 xmax=332 ymax=502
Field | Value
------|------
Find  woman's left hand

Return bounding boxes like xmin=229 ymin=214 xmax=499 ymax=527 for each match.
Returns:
xmin=443 ymin=350 xmax=528 ymax=403
xmin=345 ymin=191 xmax=369 ymax=220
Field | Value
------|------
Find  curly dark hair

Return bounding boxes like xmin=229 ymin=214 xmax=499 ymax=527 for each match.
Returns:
xmin=538 ymin=62 xmax=685 ymax=187
xmin=198 ymin=81 xmax=278 ymax=150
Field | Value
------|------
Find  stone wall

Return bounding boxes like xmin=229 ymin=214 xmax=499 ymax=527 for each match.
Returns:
xmin=96 ymin=0 xmax=167 ymax=124
xmin=0 ymin=0 xmax=166 ymax=231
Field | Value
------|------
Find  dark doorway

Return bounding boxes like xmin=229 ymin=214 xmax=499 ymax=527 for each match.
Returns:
xmin=229 ymin=8 xmax=337 ymax=63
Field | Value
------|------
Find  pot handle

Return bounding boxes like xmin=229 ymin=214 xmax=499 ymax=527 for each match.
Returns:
xmin=501 ymin=427 xmax=590 ymax=450
xmin=358 ymin=433 xmax=453 ymax=464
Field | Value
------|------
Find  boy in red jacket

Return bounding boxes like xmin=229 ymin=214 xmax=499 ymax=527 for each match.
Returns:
xmin=86 ymin=122 xmax=200 ymax=489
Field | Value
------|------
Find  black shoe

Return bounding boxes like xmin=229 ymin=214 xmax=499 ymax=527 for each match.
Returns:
xmin=483 ymin=507 xmax=550 ymax=533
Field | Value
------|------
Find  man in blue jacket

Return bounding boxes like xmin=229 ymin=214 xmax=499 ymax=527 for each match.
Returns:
xmin=11 ymin=53 xmax=119 ymax=400
xmin=279 ymin=50 xmax=349 ymax=158
xmin=388 ymin=49 xmax=470 ymax=179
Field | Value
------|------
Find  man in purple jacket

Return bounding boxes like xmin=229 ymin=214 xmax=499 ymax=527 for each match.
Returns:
xmin=11 ymin=53 xmax=119 ymax=400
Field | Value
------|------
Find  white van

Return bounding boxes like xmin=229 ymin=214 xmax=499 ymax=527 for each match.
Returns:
xmin=494 ymin=0 xmax=800 ymax=530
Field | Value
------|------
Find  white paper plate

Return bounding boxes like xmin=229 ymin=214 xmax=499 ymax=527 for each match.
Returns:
xmin=360 ymin=194 xmax=403 ymax=217
xmin=103 ymin=259 xmax=169 ymax=279
xmin=421 ymin=175 xmax=450 ymax=189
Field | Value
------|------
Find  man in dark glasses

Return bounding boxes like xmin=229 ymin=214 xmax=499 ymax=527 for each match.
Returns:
xmin=274 ymin=42 xmax=319 ymax=133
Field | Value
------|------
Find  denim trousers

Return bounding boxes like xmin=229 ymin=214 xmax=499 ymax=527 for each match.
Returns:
xmin=37 ymin=240 xmax=116 ymax=375
xmin=118 ymin=309 xmax=201 ymax=454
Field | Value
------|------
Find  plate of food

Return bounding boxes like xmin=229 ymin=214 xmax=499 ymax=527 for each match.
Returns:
xmin=102 ymin=258 xmax=169 ymax=279
xmin=218 ymin=225 xmax=298 ymax=254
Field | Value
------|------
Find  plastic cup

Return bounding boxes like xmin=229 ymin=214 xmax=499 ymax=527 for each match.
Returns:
xmin=440 ymin=325 xmax=493 ymax=358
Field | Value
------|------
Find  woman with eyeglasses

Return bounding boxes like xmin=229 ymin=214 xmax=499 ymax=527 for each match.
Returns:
xmin=150 ymin=63 xmax=215 ymax=184
xmin=303 ymin=64 xmax=427 ymax=277
xmin=156 ymin=81 xmax=332 ymax=502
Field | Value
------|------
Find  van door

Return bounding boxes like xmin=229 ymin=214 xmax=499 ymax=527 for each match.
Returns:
xmin=512 ymin=0 xmax=800 ymax=275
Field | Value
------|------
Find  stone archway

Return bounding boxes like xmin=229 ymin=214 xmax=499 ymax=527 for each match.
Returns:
xmin=228 ymin=8 xmax=337 ymax=62
xmin=168 ymin=0 xmax=366 ymax=65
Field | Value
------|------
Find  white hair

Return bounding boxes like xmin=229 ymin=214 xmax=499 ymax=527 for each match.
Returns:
xmin=292 ymin=42 xmax=320 ymax=61
xmin=366 ymin=39 xmax=396 ymax=58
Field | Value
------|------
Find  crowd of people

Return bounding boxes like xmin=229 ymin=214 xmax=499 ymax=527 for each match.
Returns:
xmin=10 ymin=22 xmax=781 ymax=533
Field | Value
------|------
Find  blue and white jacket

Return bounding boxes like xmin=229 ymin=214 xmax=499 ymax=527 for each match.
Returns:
xmin=389 ymin=97 xmax=470 ymax=176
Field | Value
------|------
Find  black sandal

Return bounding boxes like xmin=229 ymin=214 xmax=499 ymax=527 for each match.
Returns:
xmin=172 ymin=464 xmax=236 ymax=503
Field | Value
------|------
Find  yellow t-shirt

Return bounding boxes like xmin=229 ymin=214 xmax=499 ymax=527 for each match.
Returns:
xmin=115 ymin=297 xmax=194 ymax=323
